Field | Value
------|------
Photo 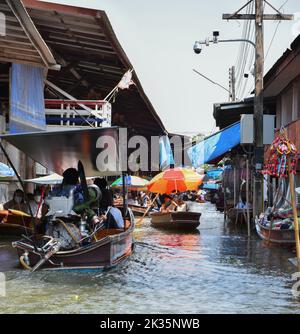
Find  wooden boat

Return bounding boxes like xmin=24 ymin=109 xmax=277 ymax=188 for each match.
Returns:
xmin=150 ymin=211 xmax=201 ymax=230
xmin=0 ymin=210 xmax=33 ymax=236
xmin=255 ymin=219 xmax=298 ymax=246
xmin=13 ymin=208 xmax=135 ymax=271
xmin=0 ymin=127 xmax=137 ymax=271
xmin=128 ymin=204 xmax=148 ymax=216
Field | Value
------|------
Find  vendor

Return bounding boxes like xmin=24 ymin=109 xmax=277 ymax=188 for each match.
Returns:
xmin=4 ymin=189 xmax=28 ymax=212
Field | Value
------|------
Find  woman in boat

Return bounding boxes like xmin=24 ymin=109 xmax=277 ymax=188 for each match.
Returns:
xmin=4 ymin=189 xmax=28 ymax=212
xmin=160 ymin=195 xmax=177 ymax=213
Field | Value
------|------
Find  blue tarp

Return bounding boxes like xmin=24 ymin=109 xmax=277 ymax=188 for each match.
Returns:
xmin=187 ymin=122 xmax=240 ymax=168
xmin=206 ymin=169 xmax=224 ymax=180
xmin=10 ymin=64 xmax=46 ymax=133
xmin=159 ymin=135 xmax=174 ymax=170
xmin=202 ymin=183 xmax=219 ymax=190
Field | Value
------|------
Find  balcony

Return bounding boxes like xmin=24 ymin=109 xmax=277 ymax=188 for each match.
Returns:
xmin=45 ymin=99 xmax=111 ymax=131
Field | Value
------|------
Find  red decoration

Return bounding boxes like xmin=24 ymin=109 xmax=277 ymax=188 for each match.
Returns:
xmin=262 ymin=129 xmax=298 ymax=178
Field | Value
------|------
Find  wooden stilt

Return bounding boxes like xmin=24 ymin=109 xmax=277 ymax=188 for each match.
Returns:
xmin=246 ymin=159 xmax=251 ymax=237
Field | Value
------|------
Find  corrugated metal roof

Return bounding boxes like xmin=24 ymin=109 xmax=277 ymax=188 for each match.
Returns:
xmin=23 ymin=0 xmax=167 ymax=135
xmin=0 ymin=0 xmax=58 ymax=69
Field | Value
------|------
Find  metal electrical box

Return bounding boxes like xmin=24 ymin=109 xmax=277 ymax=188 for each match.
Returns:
xmin=240 ymin=114 xmax=254 ymax=144
xmin=240 ymin=114 xmax=275 ymax=145
xmin=263 ymin=115 xmax=275 ymax=144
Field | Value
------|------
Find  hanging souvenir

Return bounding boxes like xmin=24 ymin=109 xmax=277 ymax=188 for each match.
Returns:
xmin=262 ymin=128 xmax=298 ymax=178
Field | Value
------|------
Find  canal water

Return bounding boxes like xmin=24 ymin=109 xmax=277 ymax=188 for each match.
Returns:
xmin=0 ymin=202 xmax=299 ymax=314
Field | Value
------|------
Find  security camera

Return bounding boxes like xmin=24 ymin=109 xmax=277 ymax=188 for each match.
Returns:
xmin=193 ymin=41 xmax=202 ymax=54
xmin=213 ymin=31 xmax=219 ymax=43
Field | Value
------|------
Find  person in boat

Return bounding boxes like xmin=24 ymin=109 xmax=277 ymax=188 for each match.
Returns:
xmin=51 ymin=168 xmax=84 ymax=204
xmin=100 ymin=207 xmax=125 ymax=229
xmin=93 ymin=178 xmax=113 ymax=215
xmin=175 ymin=198 xmax=188 ymax=212
xmin=139 ymin=191 xmax=150 ymax=207
xmin=4 ymin=189 xmax=28 ymax=212
xmin=92 ymin=178 xmax=125 ymax=229
xmin=29 ymin=188 xmax=49 ymax=219
xmin=160 ymin=195 xmax=177 ymax=213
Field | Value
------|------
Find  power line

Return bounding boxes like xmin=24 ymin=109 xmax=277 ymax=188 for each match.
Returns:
xmin=192 ymin=69 xmax=231 ymax=94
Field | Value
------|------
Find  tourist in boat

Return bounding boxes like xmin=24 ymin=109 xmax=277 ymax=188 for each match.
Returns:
xmin=160 ymin=195 xmax=177 ymax=213
xmin=4 ymin=189 xmax=28 ymax=212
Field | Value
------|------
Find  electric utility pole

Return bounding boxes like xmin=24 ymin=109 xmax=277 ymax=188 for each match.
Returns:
xmin=223 ymin=0 xmax=293 ymax=220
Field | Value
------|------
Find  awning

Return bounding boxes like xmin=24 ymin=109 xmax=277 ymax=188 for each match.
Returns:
xmin=25 ymin=173 xmax=97 ymax=184
xmin=205 ymin=169 xmax=223 ymax=180
xmin=0 ymin=127 xmax=121 ymax=177
xmin=187 ymin=122 xmax=240 ymax=168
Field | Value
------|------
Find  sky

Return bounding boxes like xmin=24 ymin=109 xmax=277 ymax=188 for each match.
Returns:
xmin=41 ymin=0 xmax=300 ymax=136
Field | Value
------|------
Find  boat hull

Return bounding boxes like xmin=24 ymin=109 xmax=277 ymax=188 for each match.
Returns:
xmin=0 ymin=210 xmax=33 ymax=236
xmin=150 ymin=211 xmax=201 ymax=230
xmin=255 ymin=220 xmax=297 ymax=246
xmin=13 ymin=211 xmax=135 ymax=271
xmin=128 ymin=204 xmax=148 ymax=216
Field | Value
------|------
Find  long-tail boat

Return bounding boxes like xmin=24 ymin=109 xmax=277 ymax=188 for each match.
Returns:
xmin=150 ymin=211 xmax=201 ymax=230
xmin=0 ymin=127 xmax=135 ymax=271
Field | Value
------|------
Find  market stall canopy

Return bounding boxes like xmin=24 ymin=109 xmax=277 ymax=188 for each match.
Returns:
xmin=187 ymin=122 xmax=240 ymax=168
xmin=25 ymin=172 xmax=63 ymax=184
xmin=25 ymin=172 xmax=96 ymax=184
xmin=111 ymin=175 xmax=149 ymax=191
xmin=0 ymin=127 xmax=121 ymax=177
xmin=0 ymin=0 xmax=58 ymax=69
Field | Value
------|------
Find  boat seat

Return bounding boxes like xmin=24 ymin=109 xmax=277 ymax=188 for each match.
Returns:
xmin=95 ymin=220 xmax=131 ymax=239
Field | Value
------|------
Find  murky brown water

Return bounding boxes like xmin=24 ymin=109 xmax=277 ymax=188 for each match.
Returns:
xmin=0 ymin=202 xmax=299 ymax=314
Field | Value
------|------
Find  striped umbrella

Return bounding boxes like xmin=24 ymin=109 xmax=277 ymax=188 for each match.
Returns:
xmin=111 ymin=175 xmax=149 ymax=191
xmin=147 ymin=167 xmax=204 ymax=194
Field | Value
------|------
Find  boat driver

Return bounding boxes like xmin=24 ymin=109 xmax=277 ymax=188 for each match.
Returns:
xmin=51 ymin=168 xmax=84 ymax=204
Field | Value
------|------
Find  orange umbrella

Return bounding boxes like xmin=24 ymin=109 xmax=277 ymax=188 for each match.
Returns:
xmin=147 ymin=167 xmax=204 ymax=194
